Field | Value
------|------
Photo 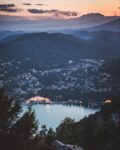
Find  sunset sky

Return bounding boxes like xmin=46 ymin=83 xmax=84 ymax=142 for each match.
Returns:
xmin=0 ymin=0 xmax=120 ymax=18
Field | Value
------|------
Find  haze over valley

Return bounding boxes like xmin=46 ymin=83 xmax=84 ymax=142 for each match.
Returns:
xmin=0 ymin=1 xmax=120 ymax=149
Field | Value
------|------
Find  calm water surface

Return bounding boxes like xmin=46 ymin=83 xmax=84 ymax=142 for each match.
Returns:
xmin=23 ymin=104 xmax=99 ymax=130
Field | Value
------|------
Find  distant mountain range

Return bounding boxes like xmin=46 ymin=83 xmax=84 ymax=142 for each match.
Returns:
xmin=0 ymin=31 xmax=25 ymax=42
xmin=0 ymin=17 xmax=119 ymax=42
xmin=0 ymin=13 xmax=120 ymax=66
xmin=0 ymin=31 xmax=120 ymax=67
xmin=0 ymin=13 xmax=119 ymax=31
xmin=72 ymin=30 xmax=120 ymax=40
xmin=84 ymin=18 xmax=120 ymax=31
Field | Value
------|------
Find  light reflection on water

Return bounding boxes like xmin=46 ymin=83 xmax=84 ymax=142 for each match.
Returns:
xmin=23 ymin=104 xmax=99 ymax=130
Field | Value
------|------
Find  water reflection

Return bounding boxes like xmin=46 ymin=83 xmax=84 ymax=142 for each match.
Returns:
xmin=23 ymin=104 xmax=99 ymax=130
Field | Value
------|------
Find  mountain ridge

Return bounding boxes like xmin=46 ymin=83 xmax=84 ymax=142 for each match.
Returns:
xmin=0 ymin=32 xmax=120 ymax=66
xmin=83 ymin=18 xmax=120 ymax=31
xmin=0 ymin=13 xmax=119 ymax=31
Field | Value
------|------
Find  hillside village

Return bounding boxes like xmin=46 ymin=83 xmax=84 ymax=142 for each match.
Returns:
xmin=0 ymin=58 xmax=119 ymax=102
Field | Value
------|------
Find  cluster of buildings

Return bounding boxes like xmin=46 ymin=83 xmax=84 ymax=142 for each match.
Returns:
xmin=0 ymin=58 xmax=119 ymax=101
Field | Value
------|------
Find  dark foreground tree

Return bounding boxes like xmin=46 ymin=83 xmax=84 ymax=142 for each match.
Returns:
xmin=56 ymin=97 xmax=120 ymax=150
xmin=0 ymin=88 xmax=55 ymax=150
xmin=56 ymin=117 xmax=75 ymax=144
xmin=0 ymin=87 xmax=38 ymax=150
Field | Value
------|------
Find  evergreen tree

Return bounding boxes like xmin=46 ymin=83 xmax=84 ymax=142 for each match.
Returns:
xmin=0 ymin=88 xmax=38 ymax=150
xmin=0 ymin=88 xmax=55 ymax=150
xmin=56 ymin=117 xmax=75 ymax=144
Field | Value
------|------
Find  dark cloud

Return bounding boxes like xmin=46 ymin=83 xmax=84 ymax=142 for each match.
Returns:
xmin=0 ymin=4 xmax=20 ymax=13
xmin=28 ymin=9 xmax=78 ymax=17
xmin=0 ymin=4 xmax=15 ymax=9
xmin=0 ymin=8 xmax=19 ymax=12
xmin=28 ymin=9 xmax=46 ymax=14
xmin=118 ymin=6 xmax=120 ymax=9
xmin=0 ymin=8 xmax=20 ymax=13
xmin=23 ymin=3 xmax=31 ymax=6
xmin=55 ymin=10 xmax=78 ymax=17
xmin=36 ymin=4 xmax=44 ymax=6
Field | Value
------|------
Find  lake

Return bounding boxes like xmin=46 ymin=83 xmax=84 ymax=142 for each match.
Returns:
xmin=23 ymin=104 xmax=99 ymax=130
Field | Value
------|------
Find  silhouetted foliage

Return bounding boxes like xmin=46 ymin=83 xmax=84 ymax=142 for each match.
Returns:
xmin=56 ymin=97 xmax=120 ymax=150
xmin=0 ymin=88 xmax=55 ymax=150
xmin=56 ymin=117 xmax=75 ymax=144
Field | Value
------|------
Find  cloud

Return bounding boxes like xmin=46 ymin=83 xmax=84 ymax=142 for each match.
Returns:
xmin=0 ymin=4 xmax=20 ymax=13
xmin=0 ymin=4 xmax=15 ymax=9
xmin=118 ymin=6 xmax=120 ymax=9
xmin=28 ymin=9 xmax=78 ymax=17
xmin=22 ymin=3 xmax=44 ymax=6
xmin=28 ymin=9 xmax=47 ymax=14
xmin=23 ymin=3 xmax=32 ymax=6
xmin=0 ymin=9 xmax=18 ymax=12
xmin=54 ymin=10 xmax=78 ymax=17
xmin=36 ymin=4 xmax=44 ymax=6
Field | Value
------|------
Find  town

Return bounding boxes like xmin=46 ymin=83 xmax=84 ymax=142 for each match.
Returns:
xmin=0 ymin=58 xmax=118 ymax=103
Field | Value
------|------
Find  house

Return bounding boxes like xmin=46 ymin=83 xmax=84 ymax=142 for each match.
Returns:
xmin=53 ymin=140 xmax=84 ymax=150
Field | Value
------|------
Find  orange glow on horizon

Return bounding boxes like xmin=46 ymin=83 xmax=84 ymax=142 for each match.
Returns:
xmin=0 ymin=0 xmax=120 ymax=18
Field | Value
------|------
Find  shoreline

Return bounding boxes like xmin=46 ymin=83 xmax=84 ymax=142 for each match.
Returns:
xmin=25 ymin=101 xmax=101 ymax=109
